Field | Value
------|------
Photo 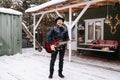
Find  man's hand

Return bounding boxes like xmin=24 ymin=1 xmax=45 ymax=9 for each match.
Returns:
xmin=68 ymin=40 xmax=71 ymax=44
xmin=68 ymin=40 xmax=75 ymax=44
xmin=50 ymin=45 xmax=56 ymax=51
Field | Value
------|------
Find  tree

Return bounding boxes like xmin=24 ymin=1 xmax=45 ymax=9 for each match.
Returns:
xmin=0 ymin=0 xmax=57 ymax=46
xmin=0 ymin=0 xmax=13 ymax=8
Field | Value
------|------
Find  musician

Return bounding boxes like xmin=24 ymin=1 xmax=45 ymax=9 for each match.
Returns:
xmin=46 ymin=17 xmax=69 ymax=79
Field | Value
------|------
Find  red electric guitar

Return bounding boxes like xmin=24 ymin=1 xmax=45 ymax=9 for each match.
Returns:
xmin=45 ymin=40 xmax=75 ymax=53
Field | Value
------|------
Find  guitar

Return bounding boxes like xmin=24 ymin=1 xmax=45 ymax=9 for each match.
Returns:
xmin=45 ymin=40 xmax=75 ymax=53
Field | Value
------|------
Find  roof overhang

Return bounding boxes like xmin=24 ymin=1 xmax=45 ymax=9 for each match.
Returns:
xmin=25 ymin=0 xmax=119 ymax=15
xmin=25 ymin=0 xmax=68 ymax=13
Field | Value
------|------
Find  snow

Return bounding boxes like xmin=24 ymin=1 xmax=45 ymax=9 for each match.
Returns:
xmin=0 ymin=48 xmax=120 ymax=80
xmin=25 ymin=0 xmax=67 ymax=13
xmin=0 ymin=8 xmax=22 ymax=15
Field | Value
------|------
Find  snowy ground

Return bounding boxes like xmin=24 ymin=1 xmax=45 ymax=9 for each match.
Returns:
xmin=0 ymin=48 xmax=120 ymax=80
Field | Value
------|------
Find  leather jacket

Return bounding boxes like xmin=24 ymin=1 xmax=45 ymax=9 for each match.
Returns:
xmin=46 ymin=25 xmax=69 ymax=45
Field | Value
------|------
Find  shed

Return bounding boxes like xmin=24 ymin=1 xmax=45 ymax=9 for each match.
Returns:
xmin=0 ymin=8 xmax=22 ymax=56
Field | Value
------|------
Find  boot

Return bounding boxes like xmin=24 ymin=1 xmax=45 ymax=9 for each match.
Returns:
xmin=48 ymin=70 xmax=53 ymax=79
xmin=58 ymin=71 xmax=64 ymax=78
xmin=48 ymin=74 xmax=53 ymax=79
xmin=58 ymin=73 xmax=64 ymax=78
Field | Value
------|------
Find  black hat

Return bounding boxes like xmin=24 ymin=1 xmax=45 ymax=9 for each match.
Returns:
xmin=55 ymin=17 xmax=64 ymax=23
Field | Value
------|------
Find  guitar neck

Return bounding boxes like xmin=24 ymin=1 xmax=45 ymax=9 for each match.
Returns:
xmin=59 ymin=41 xmax=69 ymax=45
xmin=59 ymin=40 xmax=75 ymax=45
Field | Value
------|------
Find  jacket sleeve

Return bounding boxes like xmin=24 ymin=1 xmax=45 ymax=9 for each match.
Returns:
xmin=46 ymin=28 xmax=54 ymax=45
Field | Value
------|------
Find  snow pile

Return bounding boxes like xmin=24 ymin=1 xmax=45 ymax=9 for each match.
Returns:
xmin=0 ymin=7 xmax=22 ymax=15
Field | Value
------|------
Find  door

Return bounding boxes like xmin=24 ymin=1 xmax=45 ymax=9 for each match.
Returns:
xmin=12 ymin=15 xmax=22 ymax=54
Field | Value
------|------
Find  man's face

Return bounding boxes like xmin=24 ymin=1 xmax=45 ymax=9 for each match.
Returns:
xmin=56 ymin=19 xmax=64 ymax=26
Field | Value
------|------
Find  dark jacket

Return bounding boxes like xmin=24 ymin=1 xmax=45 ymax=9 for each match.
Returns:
xmin=46 ymin=25 xmax=69 ymax=45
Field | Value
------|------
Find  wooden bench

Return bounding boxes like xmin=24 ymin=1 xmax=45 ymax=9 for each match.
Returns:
xmin=77 ymin=40 xmax=119 ymax=53
xmin=77 ymin=47 xmax=115 ymax=53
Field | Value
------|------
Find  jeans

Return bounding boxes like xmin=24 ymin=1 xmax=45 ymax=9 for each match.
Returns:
xmin=49 ymin=46 xmax=65 ymax=75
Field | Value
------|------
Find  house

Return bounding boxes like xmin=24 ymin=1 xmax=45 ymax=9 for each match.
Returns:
xmin=25 ymin=0 xmax=120 ymax=61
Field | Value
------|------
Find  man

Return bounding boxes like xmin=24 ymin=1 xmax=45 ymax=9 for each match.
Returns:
xmin=46 ymin=17 xmax=70 ymax=79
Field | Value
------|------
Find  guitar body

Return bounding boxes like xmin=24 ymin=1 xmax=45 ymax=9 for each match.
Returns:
xmin=45 ymin=40 xmax=75 ymax=53
xmin=45 ymin=40 xmax=57 ymax=53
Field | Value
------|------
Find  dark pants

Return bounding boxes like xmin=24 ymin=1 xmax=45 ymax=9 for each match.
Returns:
xmin=49 ymin=46 xmax=65 ymax=75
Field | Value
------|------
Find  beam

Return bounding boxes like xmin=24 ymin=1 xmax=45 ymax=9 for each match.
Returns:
xmin=68 ymin=7 xmax=72 ymax=62
xmin=33 ymin=15 xmax=36 ymax=52
xmin=35 ymin=13 xmax=45 ymax=30
xmin=71 ymin=3 xmax=91 ymax=28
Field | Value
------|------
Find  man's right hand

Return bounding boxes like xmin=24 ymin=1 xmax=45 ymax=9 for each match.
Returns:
xmin=50 ymin=45 xmax=56 ymax=51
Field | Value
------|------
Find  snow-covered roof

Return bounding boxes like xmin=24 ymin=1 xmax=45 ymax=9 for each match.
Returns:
xmin=25 ymin=0 xmax=118 ymax=14
xmin=0 ymin=8 xmax=22 ymax=15
xmin=25 ymin=0 xmax=67 ymax=13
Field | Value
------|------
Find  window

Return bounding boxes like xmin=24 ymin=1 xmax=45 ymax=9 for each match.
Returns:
xmin=84 ymin=18 xmax=104 ymax=43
